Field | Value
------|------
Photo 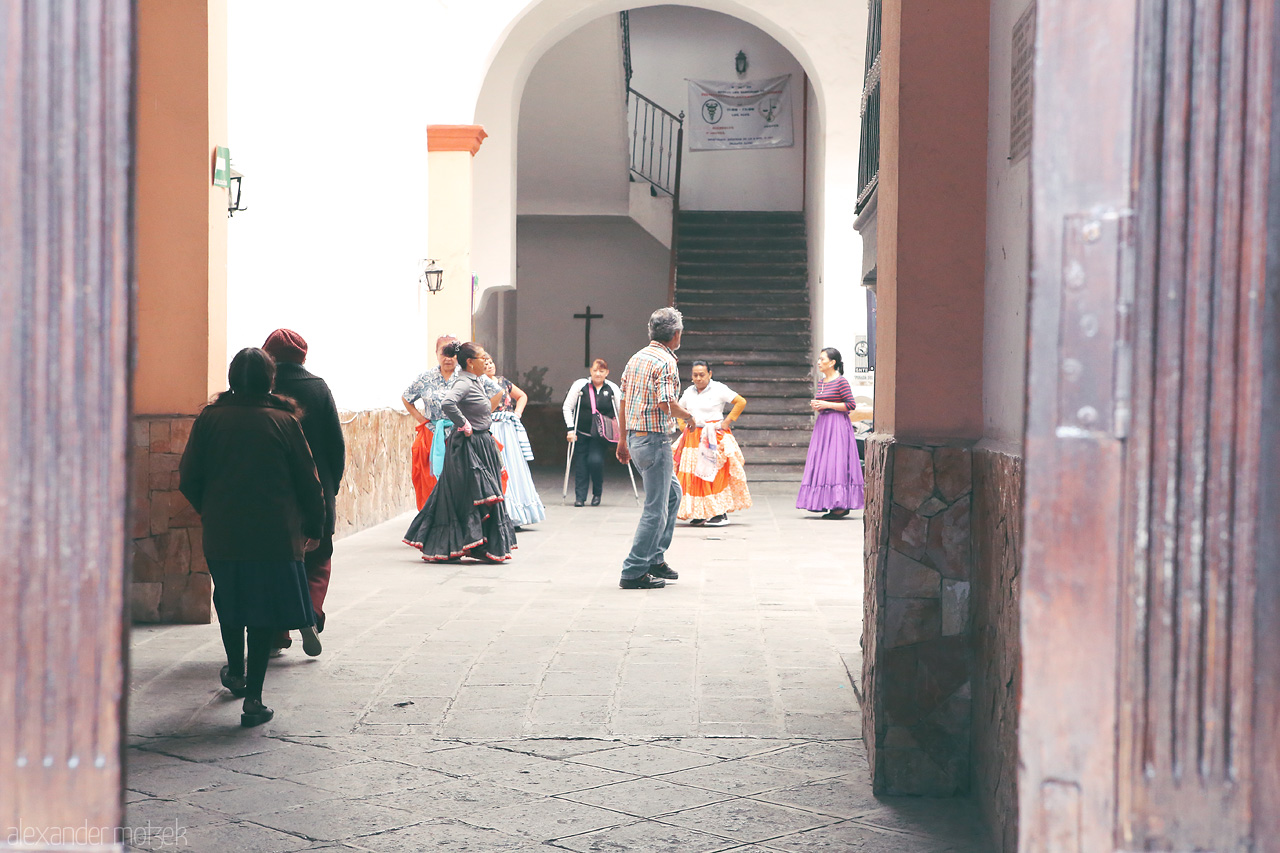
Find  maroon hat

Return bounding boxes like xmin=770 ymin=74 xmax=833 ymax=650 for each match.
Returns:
xmin=262 ymin=328 xmax=307 ymax=364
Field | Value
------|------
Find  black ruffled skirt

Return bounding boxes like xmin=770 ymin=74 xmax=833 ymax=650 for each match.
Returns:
xmin=403 ymin=429 xmax=517 ymax=562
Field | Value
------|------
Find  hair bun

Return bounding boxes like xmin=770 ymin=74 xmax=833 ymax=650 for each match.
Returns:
xmin=442 ymin=342 xmax=462 ymax=358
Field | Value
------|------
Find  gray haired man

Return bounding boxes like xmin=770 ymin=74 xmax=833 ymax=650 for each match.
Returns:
xmin=615 ymin=308 xmax=693 ymax=589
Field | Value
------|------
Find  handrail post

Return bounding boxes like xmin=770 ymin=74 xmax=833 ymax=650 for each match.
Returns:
xmin=668 ymin=122 xmax=684 ymax=306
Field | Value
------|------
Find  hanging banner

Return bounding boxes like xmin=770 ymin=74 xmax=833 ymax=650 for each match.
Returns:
xmin=686 ymin=75 xmax=793 ymax=150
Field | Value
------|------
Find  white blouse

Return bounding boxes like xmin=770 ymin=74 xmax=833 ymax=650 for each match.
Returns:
xmin=678 ymin=379 xmax=739 ymax=426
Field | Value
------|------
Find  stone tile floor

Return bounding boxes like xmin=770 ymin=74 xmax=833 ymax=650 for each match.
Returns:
xmin=126 ymin=470 xmax=992 ymax=852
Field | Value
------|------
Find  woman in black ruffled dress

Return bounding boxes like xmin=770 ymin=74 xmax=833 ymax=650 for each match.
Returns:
xmin=402 ymin=341 xmax=517 ymax=563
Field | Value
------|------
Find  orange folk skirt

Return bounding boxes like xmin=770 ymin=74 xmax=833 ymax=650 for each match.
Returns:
xmin=673 ymin=427 xmax=752 ymax=520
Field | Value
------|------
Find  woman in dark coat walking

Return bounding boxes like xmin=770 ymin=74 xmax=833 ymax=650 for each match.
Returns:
xmin=179 ymin=348 xmax=325 ymax=727
xmin=262 ymin=329 xmax=346 ymax=656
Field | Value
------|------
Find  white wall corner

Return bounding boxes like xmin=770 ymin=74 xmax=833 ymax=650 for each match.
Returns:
xmin=627 ymin=182 xmax=673 ymax=248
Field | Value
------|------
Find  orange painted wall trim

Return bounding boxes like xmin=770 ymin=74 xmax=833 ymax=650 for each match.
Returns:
xmin=428 ymin=125 xmax=488 ymax=155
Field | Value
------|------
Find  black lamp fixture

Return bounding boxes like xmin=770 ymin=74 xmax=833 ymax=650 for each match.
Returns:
xmin=735 ymin=50 xmax=748 ymax=75
xmin=227 ymin=168 xmax=246 ymax=217
xmin=419 ymin=259 xmax=444 ymax=294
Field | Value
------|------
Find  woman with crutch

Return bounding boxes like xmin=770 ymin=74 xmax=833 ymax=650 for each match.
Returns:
xmin=562 ymin=358 xmax=621 ymax=506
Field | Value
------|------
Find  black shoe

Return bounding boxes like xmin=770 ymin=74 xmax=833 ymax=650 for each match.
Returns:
xmin=241 ymin=699 xmax=274 ymax=728
xmin=619 ymin=573 xmax=667 ymax=589
xmin=705 ymin=514 xmax=730 ymax=527
xmin=219 ymin=665 xmax=247 ymax=698
xmin=688 ymin=518 xmax=706 ymax=526
xmin=591 ymin=495 xmax=601 ymax=506
xmin=574 ymin=500 xmax=585 ymax=507
xmin=821 ymin=508 xmax=852 ymax=520
xmin=649 ymin=562 xmax=679 ymax=580
xmin=300 ymin=625 xmax=322 ymax=657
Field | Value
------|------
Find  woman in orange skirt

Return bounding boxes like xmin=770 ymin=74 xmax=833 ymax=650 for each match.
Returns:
xmin=674 ymin=361 xmax=751 ymax=526
xmin=401 ymin=334 xmax=459 ymax=510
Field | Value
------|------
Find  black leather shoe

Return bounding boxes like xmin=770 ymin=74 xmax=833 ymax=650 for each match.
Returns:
xmin=219 ymin=665 xmax=247 ymax=698
xmin=619 ymin=573 xmax=666 ymax=589
xmin=241 ymin=699 xmax=274 ymax=728
xmin=649 ymin=562 xmax=679 ymax=580
xmin=574 ymin=500 xmax=585 ymax=507
xmin=591 ymin=495 xmax=601 ymax=506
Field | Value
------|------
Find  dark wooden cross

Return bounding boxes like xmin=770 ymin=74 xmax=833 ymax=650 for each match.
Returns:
xmin=573 ymin=304 xmax=604 ymax=367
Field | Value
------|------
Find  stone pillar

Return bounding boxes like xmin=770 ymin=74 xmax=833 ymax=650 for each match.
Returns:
xmin=863 ymin=437 xmax=974 ymax=795
xmin=427 ymin=125 xmax=488 ymax=347
xmin=130 ymin=0 xmax=228 ymax=623
xmin=859 ymin=0 xmax=991 ymax=795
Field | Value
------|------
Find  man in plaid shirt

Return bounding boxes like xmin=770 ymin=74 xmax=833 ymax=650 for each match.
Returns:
xmin=615 ymin=307 xmax=693 ymax=589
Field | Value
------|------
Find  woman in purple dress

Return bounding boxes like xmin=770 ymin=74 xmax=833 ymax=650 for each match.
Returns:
xmin=796 ymin=347 xmax=866 ymax=519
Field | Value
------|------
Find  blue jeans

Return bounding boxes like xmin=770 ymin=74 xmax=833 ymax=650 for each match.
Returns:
xmin=621 ymin=432 xmax=681 ymax=580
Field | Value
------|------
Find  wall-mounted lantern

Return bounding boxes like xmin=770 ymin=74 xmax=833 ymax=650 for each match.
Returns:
xmin=419 ymin=259 xmax=444 ymax=294
xmin=227 ymin=169 xmax=247 ymax=217
xmin=735 ymin=50 xmax=748 ymax=75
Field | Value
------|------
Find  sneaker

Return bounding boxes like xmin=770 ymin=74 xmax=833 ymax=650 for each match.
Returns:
xmin=705 ymin=514 xmax=730 ymax=527
xmin=300 ymin=625 xmax=322 ymax=657
xmin=688 ymin=518 xmax=706 ymax=526
xmin=619 ymin=573 xmax=667 ymax=589
xmin=648 ymin=562 xmax=679 ymax=580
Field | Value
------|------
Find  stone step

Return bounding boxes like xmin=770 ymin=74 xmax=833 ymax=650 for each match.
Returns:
xmin=738 ymin=445 xmax=812 ymax=464
xmin=723 ymin=413 xmax=815 ymax=429
xmin=678 ymin=261 xmax=808 ymax=278
xmin=732 ymin=427 xmax=815 ymax=444
xmin=678 ymin=248 xmax=809 ymax=264
xmin=676 ymin=292 xmax=811 ymax=309
xmin=675 ymin=302 xmax=809 ymax=320
xmin=679 ymin=236 xmax=806 ymax=253
xmin=682 ymin=318 xmax=810 ymax=335
xmin=679 ymin=210 xmax=805 ymax=223
xmin=679 ymin=331 xmax=809 ymax=351
xmin=677 ymin=274 xmax=809 ymax=289
xmin=675 ymin=363 xmax=811 ymax=379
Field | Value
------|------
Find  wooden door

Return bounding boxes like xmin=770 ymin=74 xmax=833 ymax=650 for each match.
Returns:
xmin=1022 ymin=0 xmax=1277 ymax=850
xmin=0 ymin=1 xmax=134 ymax=845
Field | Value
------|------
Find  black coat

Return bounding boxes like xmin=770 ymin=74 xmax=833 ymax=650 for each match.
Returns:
xmin=273 ymin=362 xmax=346 ymax=536
xmin=179 ymin=398 xmax=325 ymax=561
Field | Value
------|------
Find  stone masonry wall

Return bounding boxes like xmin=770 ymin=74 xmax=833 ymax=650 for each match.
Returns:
xmin=972 ymin=447 xmax=1023 ymax=852
xmin=861 ymin=436 xmax=975 ymax=796
xmin=130 ymin=408 xmax=416 ymax=624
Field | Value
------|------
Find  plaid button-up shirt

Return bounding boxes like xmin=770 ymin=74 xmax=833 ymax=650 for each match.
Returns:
xmin=619 ymin=341 xmax=680 ymax=433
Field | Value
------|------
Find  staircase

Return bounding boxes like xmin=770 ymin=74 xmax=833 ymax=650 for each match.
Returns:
xmin=674 ymin=210 xmax=813 ymax=483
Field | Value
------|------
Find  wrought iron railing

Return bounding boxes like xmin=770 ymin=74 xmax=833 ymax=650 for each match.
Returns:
xmin=856 ymin=0 xmax=882 ymax=212
xmin=627 ymin=88 xmax=683 ymax=198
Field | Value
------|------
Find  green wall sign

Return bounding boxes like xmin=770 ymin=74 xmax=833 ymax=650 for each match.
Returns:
xmin=213 ymin=146 xmax=230 ymax=188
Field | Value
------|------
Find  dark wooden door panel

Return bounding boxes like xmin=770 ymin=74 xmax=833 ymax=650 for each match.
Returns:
xmin=1116 ymin=0 xmax=1274 ymax=848
xmin=0 ymin=0 xmax=134 ymax=842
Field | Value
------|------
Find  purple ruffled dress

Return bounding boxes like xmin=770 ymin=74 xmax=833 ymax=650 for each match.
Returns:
xmin=796 ymin=376 xmax=866 ymax=512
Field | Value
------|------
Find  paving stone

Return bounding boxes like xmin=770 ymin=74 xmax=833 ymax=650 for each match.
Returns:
xmin=250 ymin=800 xmax=421 ymax=842
xmin=758 ymin=819 xmax=941 ymax=852
xmin=751 ymin=777 xmax=883 ymax=820
xmin=291 ymin=758 xmax=454 ymax=797
xmin=748 ymin=742 xmax=867 ymax=780
xmin=124 ymin=491 xmax=989 ymax=853
xmin=163 ymin=819 xmax=314 ymax=853
xmin=551 ymin=818 xmax=735 ymax=853
xmin=569 ymin=743 xmax=721 ymax=776
xmin=559 ymin=776 xmax=732 ymax=817
xmin=656 ymin=760 xmax=813 ymax=796
xmin=460 ymin=796 xmax=626 ymax=841
xmin=343 ymin=818 xmax=531 ymax=852
xmin=659 ymin=798 xmax=831 ymax=843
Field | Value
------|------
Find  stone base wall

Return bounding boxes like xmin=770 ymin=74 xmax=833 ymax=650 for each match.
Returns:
xmin=129 ymin=416 xmax=208 ymax=623
xmin=972 ymin=447 xmax=1023 ymax=852
xmin=861 ymin=435 xmax=974 ymax=796
xmin=333 ymin=408 xmax=417 ymax=538
xmin=130 ymin=408 xmax=416 ymax=624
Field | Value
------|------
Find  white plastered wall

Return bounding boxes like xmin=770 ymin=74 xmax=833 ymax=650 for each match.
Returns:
xmin=226 ymin=0 xmax=867 ymax=411
xmin=982 ymin=0 xmax=1032 ymax=450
